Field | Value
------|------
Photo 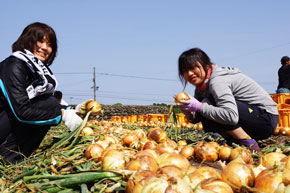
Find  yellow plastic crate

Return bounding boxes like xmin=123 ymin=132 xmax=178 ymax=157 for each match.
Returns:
xmin=270 ymin=93 xmax=290 ymax=104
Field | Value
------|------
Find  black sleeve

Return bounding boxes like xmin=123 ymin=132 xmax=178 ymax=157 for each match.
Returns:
xmin=0 ymin=57 xmax=62 ymax=125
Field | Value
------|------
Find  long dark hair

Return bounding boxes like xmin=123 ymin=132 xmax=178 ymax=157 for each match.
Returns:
xmin=12 ymin=22 xmax=58 ymax=66
xmin=178 ymin=48 xmax=213 ymax=88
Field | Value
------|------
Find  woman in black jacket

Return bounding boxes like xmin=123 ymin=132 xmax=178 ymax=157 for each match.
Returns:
xmin=0 ymin=22 xmax=82 ymax=164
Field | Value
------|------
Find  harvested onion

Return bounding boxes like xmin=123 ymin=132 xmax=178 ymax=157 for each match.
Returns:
xmin=157 ymin=152 xmax=190 ymax=172
xmin=147 ymin=127 xmax=168 ymax=143
xmin=86 ymin=100 xmax=102 ymax=113
xmin=218 ymin=145 xmax=232 ymax=162
xmin=179 ymin=145 xmax=194 ymax=159
xmin=229 ymin=147 xmax=253 ymax=164
xmin=85 ymin=143 xmax=104 ymax=160
xmin=175 ymin=92 xmax=190 ymax=104
xmin=102 ymin=149 xmax=125 ymax=170
xmin=261 ymin=151 xmax=287 ymax=168
xmin=194 ymin=142 xmax=219 ymax=162
xmin=126 ymin=155 xmax=158 ymax=172
xmin=221 ymin=160 xmax=255 ymax=191
xmin=81 ymin=127 xmax=94 ymax=136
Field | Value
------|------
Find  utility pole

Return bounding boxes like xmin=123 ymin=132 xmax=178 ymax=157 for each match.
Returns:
xmin=93 ymin=67 xmax=96 ymax=101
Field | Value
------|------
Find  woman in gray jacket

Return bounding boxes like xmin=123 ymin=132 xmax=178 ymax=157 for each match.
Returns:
xmin=178 ymin=48 xmax=279 ymax=151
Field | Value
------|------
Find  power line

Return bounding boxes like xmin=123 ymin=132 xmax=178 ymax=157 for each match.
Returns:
xmin=55 ymin=71 xmax=178 ymax=81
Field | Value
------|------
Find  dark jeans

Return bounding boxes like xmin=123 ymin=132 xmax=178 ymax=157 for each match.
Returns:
xmin=198 ymin=99 xmax=279 ymax=140
xmin=0 ymin=110 xmax=50 ymax=164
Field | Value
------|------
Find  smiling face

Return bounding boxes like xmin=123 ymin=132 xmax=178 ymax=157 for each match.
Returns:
xmin=183 ymin=62 xmax=207 ymax=87
xmin=33 ymin=36 xmax=52 ymax=62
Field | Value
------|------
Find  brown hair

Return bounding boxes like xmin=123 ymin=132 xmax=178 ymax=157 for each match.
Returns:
xmin=12 ymin=22 xmax=58 ymax=66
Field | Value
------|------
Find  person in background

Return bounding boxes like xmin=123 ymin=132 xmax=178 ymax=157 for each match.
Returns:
xmin=277 ymin=56 xmax=290 ymax=93
xmin=0 ymin=22 xmax=82 ymax=164
xmin=54 ymin=90 xmax=69 ymax=106
xmin=177 ymin=48 xmax=279 ymax=151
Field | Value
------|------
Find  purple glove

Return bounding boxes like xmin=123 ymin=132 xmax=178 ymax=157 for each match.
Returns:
xmin=179 ymin=95 xmax=202 ymax=113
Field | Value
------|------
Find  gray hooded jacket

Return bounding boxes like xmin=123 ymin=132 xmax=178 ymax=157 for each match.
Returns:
xmin=194 ymin=65 xmax=278 ymax=125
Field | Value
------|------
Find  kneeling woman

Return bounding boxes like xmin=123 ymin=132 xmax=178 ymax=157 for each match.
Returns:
xmin=177 ymin=48 xmax=278 ymax=151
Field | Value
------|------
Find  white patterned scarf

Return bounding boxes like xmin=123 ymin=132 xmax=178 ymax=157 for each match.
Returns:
xmin=12 ymin=49 xmax=58 ymax=99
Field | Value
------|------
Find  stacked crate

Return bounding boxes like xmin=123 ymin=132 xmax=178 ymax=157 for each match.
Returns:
xmin=270 ymin=93 xmax=290 ymax=136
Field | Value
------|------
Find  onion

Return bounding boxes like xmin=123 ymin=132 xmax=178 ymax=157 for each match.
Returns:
xmin=81 ymin=127 xmax=94 ymax=136
xmin=194 ymin=142 xmax=219 ymax=162
xmin=102 ymin=149 xmax=125 ymax=170
xmin=157 ymin=165 xmax=184 ymax=178
xmin=147 ymin=127 xmax=168 ymax=143
xmin=229 ymin=147 xmax=253 ymax=164
xmin=254 ymin=163 xmax=290 ymax=193
xmin=86 ymin=100 xmax=102 ymax=113
xmin=194 ymin=178 xmax=234 ymax=193
xmin=126 ymin=155 xmax=158 ymax=172
xmin=179 ymin=145 xmax=194 ymax=159
xmin=143 ymin=140 xmax=157 ymax=150
xmin=123 ymin=133 xmax=139 ymax=148
xmin=218 ymin=145 xmax=232 ymax=162
xmin=166 ymin=138 xmax=178 ymax=149
xmin=157 ymin=152 xmax=190 ymax=173
xmin=183 ymin=166 xmax=221 ymax=189
xmin=221 ymin=160 xmax=255 ymax=191
xmin=261 ymin=151 xmax=287 ymax=168
xmin=156 ymin=142 xmax=176 ymax=154
xmin=175 ymin=92 xmax=190 ymax=104
xmin=85 ymin=143 xmax=104 ymax=160
xmin=126 ymin=170 xmax=155 ymax=193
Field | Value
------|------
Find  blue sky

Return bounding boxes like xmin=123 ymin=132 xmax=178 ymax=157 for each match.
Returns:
xmin=1 ymin=1 xmax=290 ymax=105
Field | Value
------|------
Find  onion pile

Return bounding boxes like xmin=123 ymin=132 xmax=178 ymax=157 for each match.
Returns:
xmin=229 ymin=147 xmax=253 ymax=164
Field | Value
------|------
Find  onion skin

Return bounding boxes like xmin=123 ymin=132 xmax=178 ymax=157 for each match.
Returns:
xmin=156 ymin=142 xmax=175 ymax=154
xmin=195 ymin=178 xmax=234 ymax=193
xmin=281 ymin=156 xmax=290 ymax=170
xmin=184 ymin=166 xmax=221 ymax=189
xmin=157 ymin=165 xmax=184 ymax=178
xmin=229 ymin=147 xmax=253 ymax=164
xmin=126 ymin=155 xmax=158 ymax=172
xmin=147 ymin=127 xmax=168 ymax=143
xmin=126 ymin=170 xmax=155 ymax=193
xmin=86 ymin=100 xmax=102 ymax=113
xmin=102 ymin=149 xmax=125 ymax=170
xmin=157 ymin=153 xmax=190 ymax=173
xmin=194 ymin=142 xmax=219 ymax=162
xmin=221 ymin=160 xmax=255 ymax=191
xmin=175 ymin=92 xmax=190 ymax=104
